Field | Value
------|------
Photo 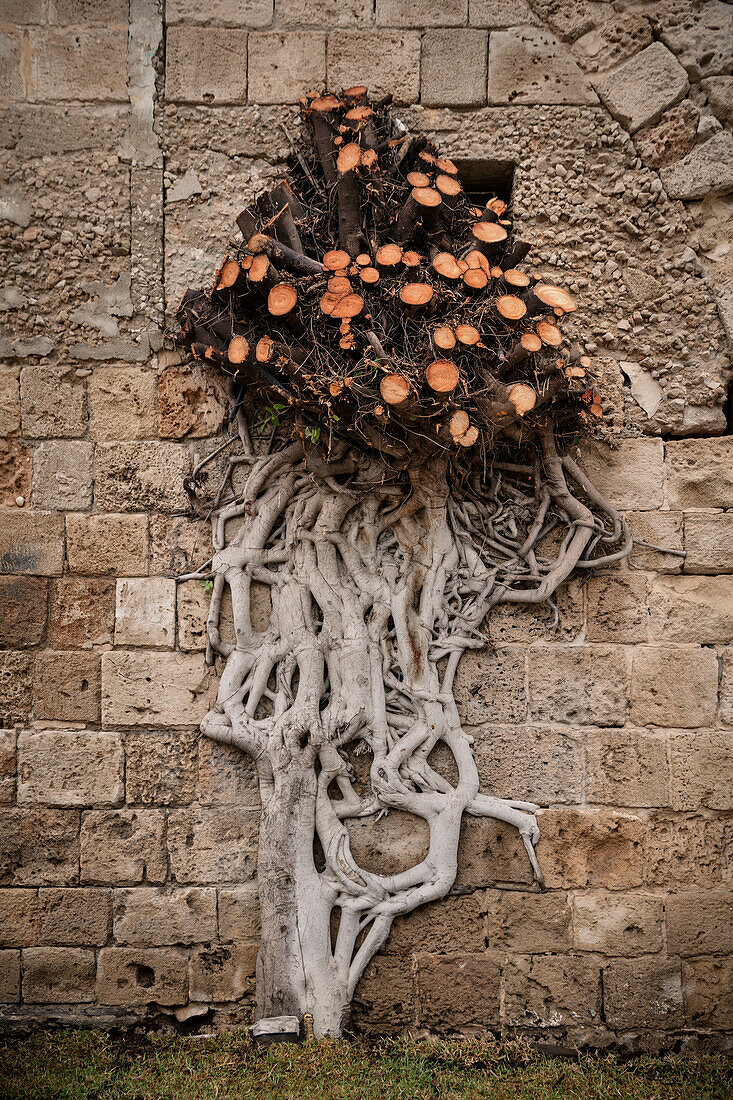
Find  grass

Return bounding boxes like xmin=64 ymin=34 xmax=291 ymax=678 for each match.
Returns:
xmin=0 ymin=1030 xmax=730 ymax=1100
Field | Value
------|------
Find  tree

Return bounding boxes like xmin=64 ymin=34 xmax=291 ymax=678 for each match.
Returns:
xmin=176 ymin=88 xmax=631 ymax=1038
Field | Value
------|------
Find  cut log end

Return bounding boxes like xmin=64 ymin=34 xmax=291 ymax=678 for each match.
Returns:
xmin=411 ymin=186 xmax=442 ymax=208
xmin=400 ymin=283 xmax=434 ymax=307
xmin=228 ymin=336 xmax=249 ymax=364
xmin=535 ymin=284 xmax=577 ymax=312
xmin=434 ymin=325 xmax=456 ymax=350
xmin=380 ymin=373 xmax=411 ymax=407
xmin=496 ymin=295 xmax=527 ymax=322
xmin=508 ymin=383 xmax=537 ymax=417
xmin=472 ymin=221 xmax=508 ymax=245
xmin=426 ymin=359 xmax=459 ymax=394
xmin=268 ymin=283 xmax=298 ymax=316
xmin=323 ymin=249 xmax=352 ymax=271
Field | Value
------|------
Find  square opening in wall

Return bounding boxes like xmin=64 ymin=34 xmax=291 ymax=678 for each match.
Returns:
xmin=453 ymin=159 xmax=516 ymax=206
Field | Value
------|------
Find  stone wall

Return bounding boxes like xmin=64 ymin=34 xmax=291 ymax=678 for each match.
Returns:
xmin=1 ymin=0 xmax=732 ymax=1046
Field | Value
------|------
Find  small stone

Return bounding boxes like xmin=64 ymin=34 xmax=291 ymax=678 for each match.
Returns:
xmin=660 ymin=130 xmax=733 ymax=200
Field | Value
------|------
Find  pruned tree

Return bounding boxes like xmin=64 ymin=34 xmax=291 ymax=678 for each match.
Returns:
xmin=175 ymin=88 xmax=632 ymax=1038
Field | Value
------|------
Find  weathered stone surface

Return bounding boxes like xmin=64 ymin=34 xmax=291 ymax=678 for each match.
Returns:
xmin=66 ymin=513 xmax=148 ymax=576
xmin=635 ymin=100 xmax=699 ymax=169
xmin=604 ymin=958 xmax=683 ymax=1029
xmin=0 ymin=511 xmax=65 ymax=576
xmin=0 ymin=808 xmax=79 ymax=886
xmin=167 ymin=807 xmax=258 ymax=884
xmin=538 ymin=809 xmax=644 ymax=890
xmin=456 ymin=817 xmax=534 ymax=889
xmin=38 ymin=888 xmax=111 ymax=947
xmin=625 ymin=511 xmax=683 ymax=573
xmin=22 ymin=946 xmax=96 ymax=1003
xmin=347 ymin=811 xmax=429 ymax=878
xmin=683 ymin=957 xmax=733 ymax=1029
xmin=528 ymin=646 xmax=627 ymax=726
xmin=189 ymin=942 xmax=257 ymax=1001
xmin=18 ymin=730 xmax=123 ymax=807
xmin=585 ymin=728 xmax=669 ymax=808
xmin=417 ymin=952 xmax=500 ymax=1029
xmin=483 ymin=579 xmax=583 ymax=644
xmin=20 ymin=365 xmax=86 ymax=439
xmin=660 ymin=130 xmax=733 ymax=200
xmin=487 ymin=891 xmax=570 ymax=953
xmin=0 ymin=366 xmax=20 ymax=437
xmin=0 ymin=950 xmax=20 ymax=1002
xmin=684 ymin=513 xmax=733 ymax=574
xmin=469 ymin=1 xmax=538 ymax=27
xmin=167 ymin=27 xmax=247 ymax=104
xmin=655 ymin=0 xmax=733 ymax=82
xmin=28 ymin=28 xmax=127 ymax=101
xmin=47 ymin=0 xmax=129 ymax=23
xmin=114 ymin=577 xmax=176 ymax=648
xmin=97 ymin=947 xmax=187 ymax=1005
xmin=669 ymin=730 xmax=733 ymax=812
xmin=666 ymin=438 xmax=733 ymax=510
xmin=420 ymin=30 xmax=487 ymax=108
xmin=574 ymin=13 xmax=652 ymax=75
xmin=248 ymin=31 xmax=325 ymax=105
xmin=703 ymin=76 xmax=733 ymax=127
xmin=80 ymin=810 xmax=166 ymax=885
xmin=0 ymin=32 xmax=24 ymax=102
xmin=113 ymin=887 xmax=217 ymax=946
xmin=720 ymin=648 xmax=733 ymax=727
xmin=0 ymin=577 xmax=47 ymax=648
xmin=488 ymin=28 xmax=598 ymax=107
xmin=580 ymin=440 xmax=665 ymax=511
xmin=474 ymin=724 xmax=582 ymax=805
xmin=630 ymin=646 xmax=718 ymax=728
xmin=586 ymin=574 xmax=649 ymax=643
xmin=352 ymin=955 xmax=415 ymax=1033
xmin=328 ymin=31 xmax=421 ymax=105
xmin=645 ymin=812 xmax=733 ymax=889
xmin=387 ymin=893 xmax=485 ymax=956
xmin=377 ymin=0 xmax=466 ymax=26
xmin=454 ymin=647 xmax=526 ymax=725
xmin=32 ymin=440 xmax=93 ymax=510
xmin=49 ymin=577 xmax=115 ymax=648
xmin=503 ymin=954 xmax=601 ymax=1026
xmin=667 ymin=892 xmax=733 ymax=957
xmin=0 ymin=888 xmax=38 ymax=947
xmin=0 ymin=652 xmax=32 ymax=726
xmin=34 ymin=652 xmax=101 ymax=723
xmin=167 ymin=0 xmax=272 ymax=24
xmin=595 ymin=42 xmax=688 ymax=133
xmin=531 ymin=0 xmax=595 ymax=42
xmin=217 ymin=884 xmax=260 ymax=942
xmin=0 ymin=438 xmax=30 ymax=508
xmin=0 ymin=729 xmax=16 ymax=805
xmin=158 ymin=366 xmax=225 ymax=440
xmin=176 ymin=580 xmax=211 ymax=651
xmin=149 ymin=515 xmax=210 ymax=575
xmin=95 ymin=443 xmax=190 ymax=513
xmin=648 ymin=576 xmax=733 ymax=643
xmin=573 ymin=894 xmax=664 ymax=956
xmin=198 ymin=739 xmax=258 ymax=807
xmin=125 ymin=730 xmax=198 ymax=806
xmin=102 ymin=651 xmax=211 ymax=727
xmin=88 ymin=366 xmax=157 ymax=440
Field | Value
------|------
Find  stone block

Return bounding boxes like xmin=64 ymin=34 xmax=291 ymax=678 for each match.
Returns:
xmin=481 ymin=578 xmax=584 ymax=644
xmin=102 ymin=650 xmax=211 ymax=727
xmin=669 ymin=730 xmax=733 ymax=812
xmin=0 ymin=32 xmax=24 ymax=102
xmin=32 ymin=441 xmax=93 ymax=510
xmin=114 ymin=577 xmax=176 ymax=648
xmin=18 ymin=730 xmax=123 ymax=807
xmin=327 ymin=31 xmax=421 ymax=105
xmin=276 ymin=0 xmax=371 ymax=27
xmin=645 ymin=812 xmax=733 ymax=890
xmin=454 ymin=647 xmax=526 ymax=725
xmin=49 ymin=577 xmax=115 ymax=649
xmin=158 ymin=366 xmax=226 ymax=440
xmin=113 ymin=887 xmax=217 ymax=946
xmin=528 ymin=646 xmax=627 ymax=727
xmin=167 ymin=807 xmax=259 ymax=884
xmin=29 ymin=27 xmax=126 ymax=101
xmin=167 ymin=0 xmax=272 ymax=24
xmin=531 ymin=0 xmax=595 ymax=42
xmin=537 ymin=809 xmax=644 ymax=890
xmin=0 ymin=888 xmax=38 ymax=947
xmin=125 ymin=730 xmax=198 ymax=806
xmin=189 ymin=943 xmax=258 ymax=1001
xmin=417 ymin=952 xmax=499 ymax=1030
xmin=585 ymin=728 xmax=669 ymax=808
xmin=469 ymin=1 xmax=538 ymax=27
xmin=217 ymin=884 xmax=260 ymax=942
xmin=487 ymin=891 xmax=570 ymax=954
xmin=455 ymin=816 xmax=536 ymax=890
xmin=649 ymin=575 xmax=733 ymax=644
xmin=0 ymin=729 xmax=15 ymax=805
xmin=0 ymin=652 xmax=32 ymax=727
xmin=474 ymin=724 xmax=582 ymax=805
xmin=503 ymin=954 xmax=601 ymax=1026
xmin=20 ymin=365 xmax=86 ymax=439
xmin=0 ymin=439 xmax=30 ymax=509
xmin=625 ymin=511 xmax=683 ymax=573
xmin=0 ymin=950 xmax=20 ymax=1002
xmin=666 ymin=438 xmax=733 ymax=510
xmin=574 ymin=13 xmax=653 ymax=76
xmin=595 ymin=42 xmax=688 ymax=133
xmin=47 ymin=0 xmax=128 ymax=21
xmin=95 ymin=442 xmax=190 ymax=513
xmin=635 ymin=100 xmax=699 ymax=170
xmin=667 ymin=893 xmax=733 ymax=957
xmin=66 ymin=513 xmax=149 ymax=576
xmin=80 ymin=809 xmax=166 ymax=885
xmin=630 ymin=646 xmax=717 ymax=728
xmin=88 ymin=366 xmax=157 ymax=440
xmin=683 ymin=957 xmax=733 ymax=1030
xmin=604 ymin=958 xmax=683 ymax=1030
xmin=198 ymin=739 xmax=259 ymax=807
xmin=22 ymin=946 xmax=96 ymax=1003
xmin=0 ymin=511 xmax=65 ymax=576
xmin=247 ymin=31 xmax=324 ymax=105
xmin=177 ymin=580 xmax=211 ymax=651
xmin=347 ymin=811 xmax=429 ymax=879
xmin=167 ymin=28 xmax=248 ymax=105
xmin=579 ymin=439 xmax=664 ymax=511
xmin=585 ymin=574 xmax=649 ymax=643
xmin=0 ymin=577 xmax=47 ymax=648
xmin=0 ymin=366 xmax=20 ymax=437
xmin=488 ymin=27 xmax=598 ymax=107
xmin=684 ymin=512 xmax=733 ymax=574
xmin=655 ymin=0 xmax=732 ymax=82
xmin=387 ymin=893 xmax=486 ymax=956
xmin=97 ymin=947 xmax=188 ymax=1005
xmin=421 ymin=30 xmax=488 ymax=108
xmin=149 ymin=515 xmax=210 ymax=575
xmin=377 ymin=0 xmax=466 ymax=28
xmin=703 ymin=76 xmax=733 ymax=128
xmin=351 ymin=955 xmax=414 ymax=1034
xmin=34 ymin=651 xmax=101 ymax=723
xmin=721 ymin=648 xmax=733 ymax=727
xmin=38 ymin=888 xmax=111 ymax=946
xmin=573 ymin=894 xmax=663 ymax=956
xmin=0 ymin=808 xmax=79 ymax=886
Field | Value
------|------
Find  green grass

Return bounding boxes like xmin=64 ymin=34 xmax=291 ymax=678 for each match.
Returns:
xmin=0 ymin=1030 xmax=730 ymax=1100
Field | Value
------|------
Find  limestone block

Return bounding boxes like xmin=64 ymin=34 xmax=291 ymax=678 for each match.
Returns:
xmin=684 ymin=512 xmax=733 ymax=574
xmin=720 ymin=647 xmax=733 ymax=727
xmin=377 ymin=0 xmax=466 ymax=27
xmin=503 ymin=954 xmax=601 ymax=1026
xmin=0 ymin=577 xmax=48 ymax=648
xmin=0 ymin=888 xmax=38 ymax=947
xmin=38 ymin=888 xmax=111 ymax=946
xmin=645 ymin=812 xmax=733 ymax=889
xmin=347 ymin=810 xmax=429 ymax=879
xmin=327 ymin=31 xmax=421 ymax=105
xmin=0 ymin=950 xmax=20 ymax=1002
xmin=603 ymin=958 xmax=683 ymax=1030
xmin=102 ymin=651 xmax=211 ymax=727
xmin=703 ymin=76 xmax=733 ymax=127
xmin=0 ymin=33 xmax=26 ymax=102
xmin=167 ymin=807 xmax=259 ymax=884
xmin=530 ymin=0 xmax=595 ymax=42
xmin=474 ymin=578 xmax=584 ymax=644
xmin=22 ymin=946 xmax=96 ymax=1003
xmin=537 ymin=809 xmax=645 ymax=890
xmin=667 ymin=893 xmax=733 ymax=957
xmin=97 ymin=947 xmax=188 ymax=1005
xmin=247 ymin=32 xmax=325 ymax=105
xmin=80 ymin=809 xmax=166 ymax=885
xmin=0 ymin=808 xmax=79 ymax=886
xmin=352 ymin=955 xmax=414 ymax=1034
xmin=113 ymin=887 xmax=217 ymax=946
xmin=88 ymin=366 xmax=157 ymax=441
xmin=27 ymin=28 xmax=126 ymax=101
xmin=21 ymin=365 xmax=86 ymax=439
xmin=595 ymin=42 xmax=688 ymax=133
xmin=586 ymin=726 xmax=669 ymax=808
xmin=635 ymin=100 xmax=698 ymax=170
xmin=455 ymin=817 xmax=534 ymax=890
xmin=630 ymin=646 xmax=717 ymax=728
xmin=573 ymin=894 xmax=664 ymax=956
xmin=49 ymin=577 xmax=115 ymax=649
xmin=579 ymin=439 xmax=664 ymax=511
xmin=387 ymin=893 xmax=485 ymax=956
xmin=18 ymin=730 xmax=123 ymax=807
xmin=66 ymin=513 xmax=148 ymax=576
xmin=585 ymin=574 xmax=649 ymax=643
xmin=176 ymin=580 xmax=211 ymax=651
xmin=198 ymin=739 xmax=259 ymax=807
xmin=0 ymin=439 xmax=30 ymax=509
xmin=528 ymin=646 xmax=627 ymax=726
xmin=488 ymin=28 xmax=598 ymax=107
xmin=0 ymin=511 xmax=65 ymax=576
xmin=32 ymin=441 xmax=93 ymax=511
xmin=0 ymin=652 xmax=32 ymax=727
xmin=277 ymin=0 xmax=371 ymax=26
xmin=666 ymin=438 xmax=733 ymax=510
xmin=574 ymin=13 xmax=652 ymax=75
xmin=454 ymin=647 xmax=526 ymax=725
xmin=655 ymin=0 xmax=733 ymax=82
xmin=649 ymin=576 xmax=733 ymax=643
xmin=158 ymin=366 xmax=226 ymax=440
xmin=47 ymin=0 xmax=129 ymax=22
xmin=660 ymin=130 xmax=733 ymax=200
xmin=487 ymin=891 xmax=571 ymax=953
xmin=33 ymin=651 xmax=101 ymax=723
xmin=669 ymin=731 xmax=733 ymax=811
xmin=625 ymin=511 xmax=683 ymax=573
xmin=149 ymin=515 xmax=210 ymax=575
xmin=95 ymin=443 xmax=190 ymax=513
xmin=0 ymin=729 xmax=16 ymax=805
xmin=683 ymin=957 xmax=733 ymax=1030
xmin=217 ymin=884 xmax=260 ymax=942
xmin=166 ymin=28 xmax=248 ymax=105
xmin=125 ymin=730 xmax=198 ymax=806
xmin=167 ymin=0 xmax=272 ymax=24
xmin=416 ymin=952 xmax=500 ymax=1029
xmin=114 ymin=577 xmax=176 ymax=648
xmin=189 ymin=943 xmax=257 ymax=1001
xmin=420 ymin=30 xmax=487 ymax=108
xmin=469 ymin=1 xmax=538 ymax=27
xmin=474 ymin=724 xmax=582 ymax=805
xmin=0 ymin=366 xmax=20 ymax=436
